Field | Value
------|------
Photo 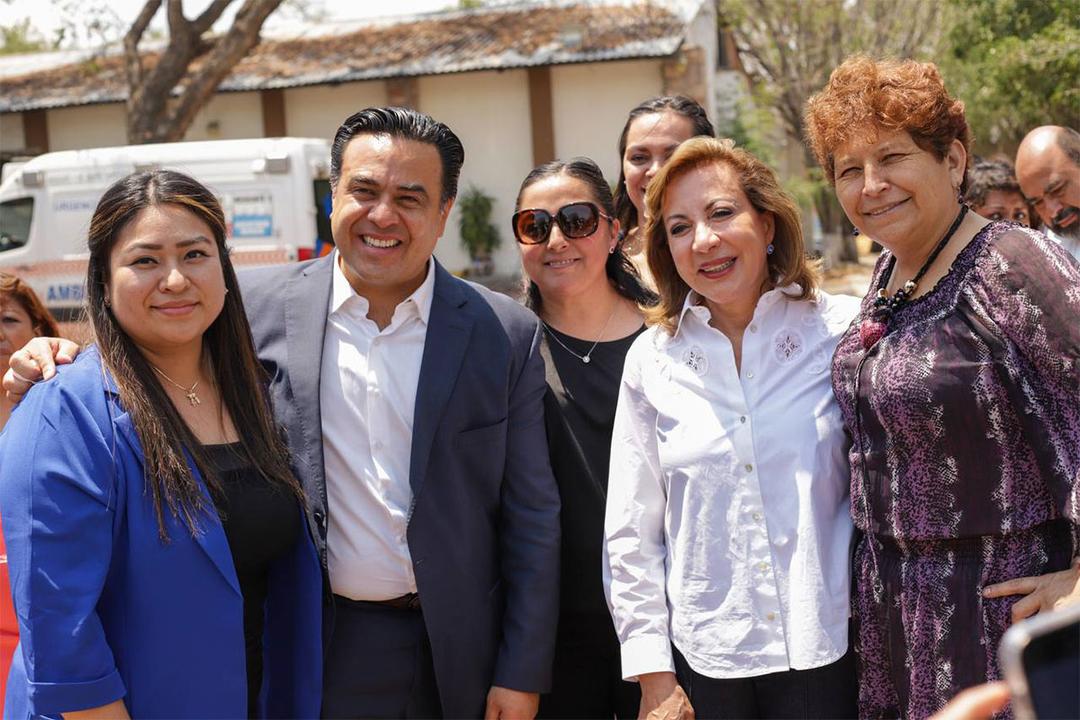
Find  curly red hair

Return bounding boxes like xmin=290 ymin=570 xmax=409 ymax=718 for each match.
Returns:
xmin=804 ymin=55 xmax=971 ymax=188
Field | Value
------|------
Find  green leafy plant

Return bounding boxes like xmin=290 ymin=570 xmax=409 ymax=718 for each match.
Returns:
xmin=939 ymin=0 xmax=1080 ymax=154
xmin=458 ymin=184 xmax=501 ymax=262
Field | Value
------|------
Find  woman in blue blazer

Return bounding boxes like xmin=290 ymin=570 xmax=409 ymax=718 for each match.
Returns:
xmin=0 ymin=170 xmax=322 ymax=719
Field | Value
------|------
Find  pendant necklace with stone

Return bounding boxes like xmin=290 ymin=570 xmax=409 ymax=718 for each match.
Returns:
xmin=542 ymin=300 xmax=620 ymax=364
xmin=151 ymin=364 xmax=202 ymax=406
xmin=859 ymin=205 xmax=968 ymax=350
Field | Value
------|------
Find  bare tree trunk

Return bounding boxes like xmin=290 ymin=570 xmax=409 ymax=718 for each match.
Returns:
xmin=723 ymin=0 xmax=944 ymax=268
xmin=124 ymin=0 xmax=283 ymax=144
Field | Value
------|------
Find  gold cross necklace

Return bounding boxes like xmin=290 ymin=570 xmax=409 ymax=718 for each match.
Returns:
xmin=151 ymin=365 xmax=202 ymax=407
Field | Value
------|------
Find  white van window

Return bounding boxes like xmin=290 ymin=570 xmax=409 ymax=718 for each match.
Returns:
xmin=0 ymin=197 xmax=33 ymax=253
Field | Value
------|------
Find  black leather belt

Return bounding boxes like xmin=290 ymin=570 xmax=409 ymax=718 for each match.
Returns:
xmin=336 ymin=592 xmax=421 ymax=611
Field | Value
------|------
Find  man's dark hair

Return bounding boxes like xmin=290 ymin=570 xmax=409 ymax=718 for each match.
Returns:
xmin=1055 ymin=126 xmax=1080 ymax=167
xmin=330 ymin=106 xmax=465 ymax=205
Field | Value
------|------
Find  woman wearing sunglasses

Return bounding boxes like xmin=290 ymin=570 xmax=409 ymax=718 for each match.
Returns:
xmin=604 ymin=138 xmax=861 ymax=720
xmin=513 ymin=157 xmax=656 ymax=719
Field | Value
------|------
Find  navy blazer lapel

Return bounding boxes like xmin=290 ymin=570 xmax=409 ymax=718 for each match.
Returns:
xmin=409 ymin=263 xmax=473 ymax=505
xmin=105 ymin=377 xmax=241 ymax=597
xmin=284 ymin=255 xmax=333 ymax=498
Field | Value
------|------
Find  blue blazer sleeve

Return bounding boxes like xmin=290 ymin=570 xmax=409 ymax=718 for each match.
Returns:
xmin=493 ymin=319 xmax=561 ymax=691
xmin=0 ymin=371 xmax=127 ymax=716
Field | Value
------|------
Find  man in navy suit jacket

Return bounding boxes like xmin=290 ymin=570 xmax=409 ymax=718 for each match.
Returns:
xmin=5 ymin=108 xmax=560 ymax=719
xmin=241 ymin=108 xmax=560 ymax=719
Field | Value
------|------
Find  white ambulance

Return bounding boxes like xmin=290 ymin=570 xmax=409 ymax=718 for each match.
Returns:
xmin=0 ymin=137 xmax=334 ymax=321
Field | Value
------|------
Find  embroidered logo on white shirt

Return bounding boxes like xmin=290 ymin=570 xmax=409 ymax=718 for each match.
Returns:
xmin=773 ymin=329 xmax=805 ymax=363
xmin=682 ymin=346 xmax=708 ymax=375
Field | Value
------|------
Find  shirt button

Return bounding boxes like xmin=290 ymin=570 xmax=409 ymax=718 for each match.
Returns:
xmin=746 ymin=371 xmax=755 ymax=379
xmin=752 ymin=512 xmax=762 ymax=522
xmin=740 ymin=416 xmax=747 ymax=423
xmin=745 ymin=463 xmax=753 ymax=473
xmin=766 ymin=612 xmax=776 ymax=621
xmin=759 ymin=561 xmax=770 ymax=572
xmin=750 ymin=324 xmax=758 ymax=333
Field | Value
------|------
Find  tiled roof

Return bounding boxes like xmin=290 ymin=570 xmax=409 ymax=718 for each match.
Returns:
xmin=0 ymin=2 xmax=687 ymax=113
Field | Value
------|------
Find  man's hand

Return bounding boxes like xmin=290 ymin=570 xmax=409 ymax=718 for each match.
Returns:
xmin=638 ymin=671 xmax=693 ymax=720
xmin=484 ymin=686 xmax=538 ymax=720
xmin=983 ymin=557 xmax=1080 ymax=623
xmin=3 ymin=337 xmax=79 ymax=403
xmin=928 ymin=681 xmax=1010 ymax=720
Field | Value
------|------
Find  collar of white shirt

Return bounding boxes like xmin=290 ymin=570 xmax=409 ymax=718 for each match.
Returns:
xmin=327 ymin=250 xmax=436 ymax=327
xmin=1045 ymin=226 xmax=1080 ymax=260
xmin=673 ymin=284 xmax=805 ymax=339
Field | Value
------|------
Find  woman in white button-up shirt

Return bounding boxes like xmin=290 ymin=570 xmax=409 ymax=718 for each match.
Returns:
xmin=604 ymin=137 xmax=860 ymax=720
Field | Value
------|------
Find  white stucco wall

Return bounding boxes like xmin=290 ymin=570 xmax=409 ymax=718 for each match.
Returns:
xmin=418 ymin=69 xmax=533 ymax=277
xmin=0 ymin=113 xmax=26 ymax=154
xmin=184 ymin=91 xmax=264 ymax=141
xmin=550 ymin=59 xmax=663 ymax=185
xmin=282 ymin=81 xmax=387 ymax=142
xmin=47 ymin=103 xmax=126 ymax=150
xmin=684 ymin=0 xmax=719 ymax=125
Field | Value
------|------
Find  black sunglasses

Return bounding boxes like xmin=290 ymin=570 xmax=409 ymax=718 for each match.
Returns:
xmin=512 ymin=202 xmax=613 ymax=245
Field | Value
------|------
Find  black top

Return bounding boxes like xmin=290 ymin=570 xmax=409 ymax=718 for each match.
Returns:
xmin=541 ymin=324 xmax=644 ymax=618
xmin=205 ymin=443 xmax=301 ymax=718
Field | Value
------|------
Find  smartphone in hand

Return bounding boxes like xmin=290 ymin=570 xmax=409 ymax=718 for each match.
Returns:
xmin=1000 ymin=602 xmax=1080 ymax=720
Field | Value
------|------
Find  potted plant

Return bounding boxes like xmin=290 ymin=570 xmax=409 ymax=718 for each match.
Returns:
xmin=458 ymin=184 xmax=501 ymax=277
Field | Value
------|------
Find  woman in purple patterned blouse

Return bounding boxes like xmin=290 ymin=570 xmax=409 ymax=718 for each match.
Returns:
xmin=804 ymin=55 xmax=1080 ymax=719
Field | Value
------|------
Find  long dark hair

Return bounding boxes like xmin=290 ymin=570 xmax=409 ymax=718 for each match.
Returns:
xmin=613 ymin=96 xmax=715 ymax=234
xmin=86 ymin=170 xmax=303 ymax=539
xmin=515 ymin=157 xmax=657 ymax=313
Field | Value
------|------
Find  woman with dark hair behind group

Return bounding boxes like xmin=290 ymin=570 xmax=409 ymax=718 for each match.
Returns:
xmin=0 ymin=170 xmax=322 ymax=718
xmin=513 ymin=157 xmax=655 ymax=719
xmin=613 ymin=96 xmax=715 ymax=285
xmin=964 ymin=158 xmax=1036 ymax=228
xmin=805 ymin=55 xmax=1080 ymax=718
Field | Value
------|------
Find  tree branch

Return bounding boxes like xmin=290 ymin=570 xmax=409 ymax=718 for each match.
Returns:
xmin=162 ymin=0 xmax=283 ymax=141
xmin=166 ymin=0 xmax=187 ymax=34
xmin=123 ymin=0 xmax=162 ymax=98
xmin=193 ymin=0 xmax=235 ymax=34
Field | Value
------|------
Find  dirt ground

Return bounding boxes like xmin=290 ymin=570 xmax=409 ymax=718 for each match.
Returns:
xmin=821 ymin=253 xmax=877 ymax=299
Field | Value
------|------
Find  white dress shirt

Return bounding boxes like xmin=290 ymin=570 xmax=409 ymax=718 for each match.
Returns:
xmin=1046 ymin=227 xmax=1080 ymax=263
xmin=321 ymin=253 xmax=435 ymax=601
xmin=604 ymin=286 xmax=860 ymax=680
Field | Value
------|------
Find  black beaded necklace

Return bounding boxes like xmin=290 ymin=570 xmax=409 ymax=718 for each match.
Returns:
xmin=859 ymin=205 xmax=968 ymax=350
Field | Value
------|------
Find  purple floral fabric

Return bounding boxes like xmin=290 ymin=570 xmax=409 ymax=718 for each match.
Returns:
xmin=832 ymin=222 xmax=1080 ymax=719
